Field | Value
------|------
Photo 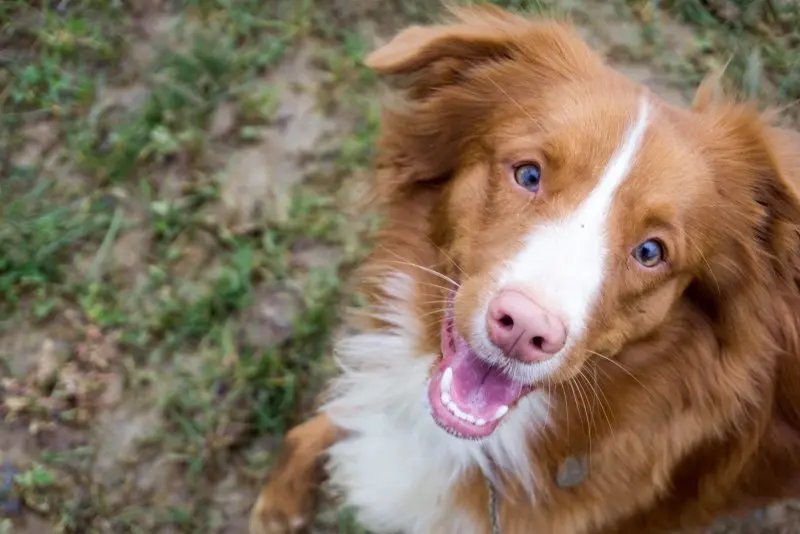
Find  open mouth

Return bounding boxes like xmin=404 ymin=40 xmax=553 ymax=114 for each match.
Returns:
xmin=427 ymin=295 xmax=534 ymax=440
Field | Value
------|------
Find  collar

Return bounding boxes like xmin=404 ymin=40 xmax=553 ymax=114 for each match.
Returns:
xmin=485 ymin=454 xmax=588 ymax=533
xmin=486 ymin=476 xmax=501 ymax=534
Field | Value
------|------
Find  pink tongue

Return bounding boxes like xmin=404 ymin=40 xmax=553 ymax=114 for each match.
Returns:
xmin=449 ymin=336 xmax=524 ymax=420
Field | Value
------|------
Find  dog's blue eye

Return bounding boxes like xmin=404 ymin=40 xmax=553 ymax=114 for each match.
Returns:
xmin=513 ymin=163 xmax=541 ymax=192
xmin=633 ymin=239 xmax=665 ymax=267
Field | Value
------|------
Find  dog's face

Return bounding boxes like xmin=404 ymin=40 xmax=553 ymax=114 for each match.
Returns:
xmin=431 ymin=88 xmax=707 ymax=439
xmin=367 ymin=7 xmax=800 ymax=441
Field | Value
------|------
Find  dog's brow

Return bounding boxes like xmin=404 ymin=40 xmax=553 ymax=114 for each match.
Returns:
xmin=591 ymin=96 xmax=650 ymax=203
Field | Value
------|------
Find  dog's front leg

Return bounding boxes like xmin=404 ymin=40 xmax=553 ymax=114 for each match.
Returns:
xmin=249 ymin=413 xmax=342 ymax=534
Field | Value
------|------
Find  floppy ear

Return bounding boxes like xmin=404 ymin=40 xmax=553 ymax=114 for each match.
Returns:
xmin=365 ymin=5 xmax=596 ymax=100
xmin=760 ymin=125 xmax=800 ymax=499
xmin=745 ymin=122 xmax=800 ymax=282
xmin=363 ymin=5 xmax=601 ymax=198
xmin=702 ymin=103 xmax=800 ymax=505
xmin=695 ymin=100 xmax=800 ymax=283
xmin=365 ymin=5 xmax=524 ymax=76
xmin=754 ymin=125 xmax=800 ymax=500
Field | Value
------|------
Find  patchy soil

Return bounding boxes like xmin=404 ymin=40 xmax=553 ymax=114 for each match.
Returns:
xmin=1 ymin=0 xmax=799 ymax=533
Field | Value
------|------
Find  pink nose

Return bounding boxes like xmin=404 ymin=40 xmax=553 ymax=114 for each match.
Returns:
xmin=487 ymin=290 xmax=567 ymax=363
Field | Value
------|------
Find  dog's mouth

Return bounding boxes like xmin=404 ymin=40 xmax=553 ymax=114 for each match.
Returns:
xmin=427 ymin=297 xmax=534 ymax=440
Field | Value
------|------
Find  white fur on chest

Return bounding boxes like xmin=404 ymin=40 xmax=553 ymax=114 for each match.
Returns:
xmin=322 ymin=274 xmax=549 ymax=534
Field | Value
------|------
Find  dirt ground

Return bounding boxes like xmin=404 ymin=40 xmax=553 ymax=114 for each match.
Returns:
xmin=2 ymin=0 xmax=800 ymax=533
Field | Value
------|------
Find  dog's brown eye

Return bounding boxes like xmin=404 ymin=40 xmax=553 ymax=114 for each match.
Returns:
xmin=632 ymin=239 xmax=665 ymax=267
xmin=513 ymin=163 xmax=541 ymax=192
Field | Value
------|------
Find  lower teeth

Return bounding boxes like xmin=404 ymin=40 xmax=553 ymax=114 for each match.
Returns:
xmin=439 ymin=367 xmax=509 ymax=426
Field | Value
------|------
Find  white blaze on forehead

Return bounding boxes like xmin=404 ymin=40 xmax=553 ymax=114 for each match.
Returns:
xmin=492 ymin=97 xmax=650 ymax=363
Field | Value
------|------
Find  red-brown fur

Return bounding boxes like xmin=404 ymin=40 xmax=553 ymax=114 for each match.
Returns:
xmin=251 ymin=5 xmax=800 ymax=533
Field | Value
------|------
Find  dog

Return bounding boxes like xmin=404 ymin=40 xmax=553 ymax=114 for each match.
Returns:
xmin=249 ymin=5 xmax=800 ymax=534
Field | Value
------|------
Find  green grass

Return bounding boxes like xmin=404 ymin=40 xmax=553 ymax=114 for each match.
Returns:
xmin=1 ymin=0 xmax=798 ymax=532
xmin=651 ymin=0 xmax=800 ymax=103
xmin=1 ymin=0 xmax=369 ymax=530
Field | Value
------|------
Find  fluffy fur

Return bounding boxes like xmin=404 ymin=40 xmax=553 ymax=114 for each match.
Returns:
xmin=324 ymin=272 xmax=550 ymax=533
xmin=250 ymin=5 xmax=800 ymax=534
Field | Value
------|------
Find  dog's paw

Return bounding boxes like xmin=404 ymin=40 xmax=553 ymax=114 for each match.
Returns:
xmin=248 ymin=481 xmax=311 ymax=534
xmin=249 ymin=415 xmax=338 ymax=534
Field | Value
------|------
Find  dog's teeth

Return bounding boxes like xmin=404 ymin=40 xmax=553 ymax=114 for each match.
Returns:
xmin=447 ymin=401 xmax=459 ymax=416
xmin=492 ymin=405 xmax=509 ymax=421
xmin=449 ymin=403 xmax=470 ymax=423
xmin=441 ymin=367 xmax=453 ymax=394
xmin=440 ymin=378 xmax=494 ymax=427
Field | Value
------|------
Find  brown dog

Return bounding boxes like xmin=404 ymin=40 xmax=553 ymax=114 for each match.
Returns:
xmin=250 ymin=5 xmax=800 ymax=534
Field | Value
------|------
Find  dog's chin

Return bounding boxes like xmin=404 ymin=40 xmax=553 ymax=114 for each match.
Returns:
xmin=426 ymin=306 xmax=535 ymax=441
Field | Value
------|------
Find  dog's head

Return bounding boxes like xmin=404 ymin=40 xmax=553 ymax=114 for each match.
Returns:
xmin=364 ymin=3 xmax=800 ymax=469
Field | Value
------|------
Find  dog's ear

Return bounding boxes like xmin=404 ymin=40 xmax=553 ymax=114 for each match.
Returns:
xmin=761 ymin=124 xmax=800 ymax=501
xmin=696 ymin=101 xmax=800 ymax=286
xmin=364 ymin=5 xmax=601 ymax=198
xmin=365 ymin=5 xmax=524 ymax=80
xmin=699 ymin=102 xmax=800 ymax=505
xmin=364 ymin=5 xmax=598 ymax=101
xmin=757 ymin=125 xmax=800 ymax=501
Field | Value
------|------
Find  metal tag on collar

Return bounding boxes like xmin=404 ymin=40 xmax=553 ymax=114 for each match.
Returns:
xmin=556 ymin=455 xmax=588 ymax=489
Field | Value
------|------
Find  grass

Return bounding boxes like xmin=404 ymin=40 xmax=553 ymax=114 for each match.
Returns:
xmin=2 ymin=0 xmax=369 ymax=530
xmin=636 ymin=0 xmax=800 ymax=105
xmin=1 ymin=0 xmax=798 ymax=532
